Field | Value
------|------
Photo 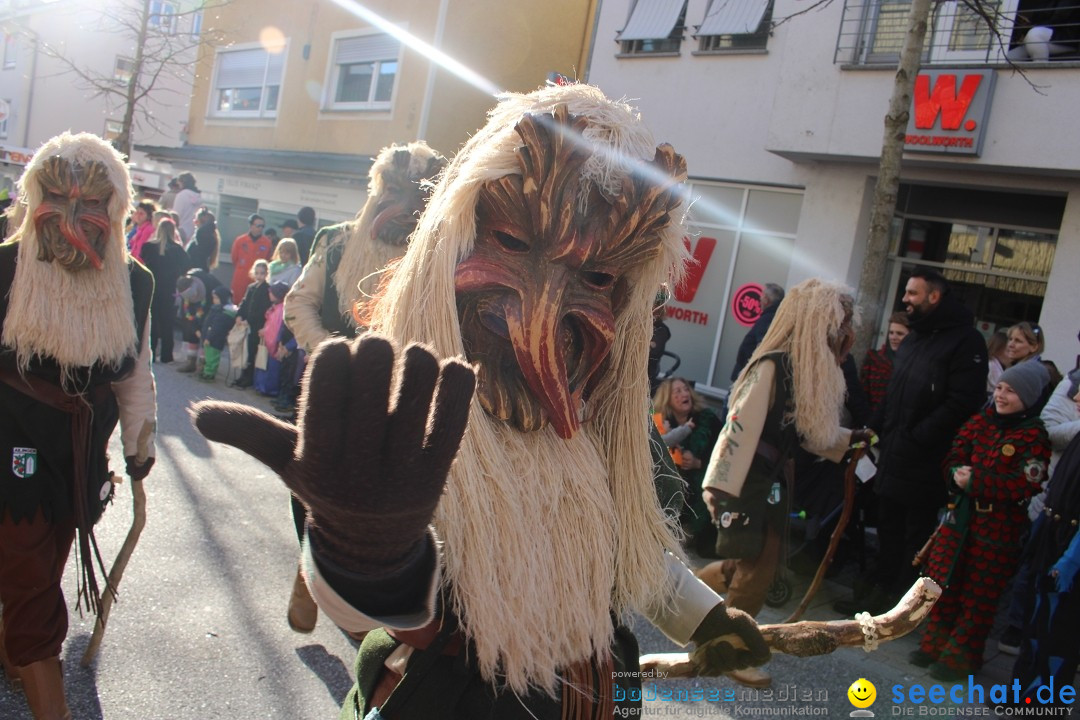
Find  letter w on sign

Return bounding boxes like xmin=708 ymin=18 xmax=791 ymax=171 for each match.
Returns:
xmin=913 ymin=74 xmax=982 ymax=130
xmin=674 ymin=236 xmax=716 ymax=304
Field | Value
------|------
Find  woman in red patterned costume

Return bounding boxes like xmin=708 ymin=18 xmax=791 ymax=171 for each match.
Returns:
xmin=911 ymin=360 xmax=1051 ymax=681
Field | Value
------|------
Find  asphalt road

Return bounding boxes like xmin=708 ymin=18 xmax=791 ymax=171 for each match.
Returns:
xmin=0 ymin=359 xmax=954 ymax=719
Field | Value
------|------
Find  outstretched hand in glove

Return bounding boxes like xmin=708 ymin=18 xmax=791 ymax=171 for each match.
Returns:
xmin=689 ymin=602 xmax=771 ymax=675
xmin=191 ymin=334 xmax=476 ymax=579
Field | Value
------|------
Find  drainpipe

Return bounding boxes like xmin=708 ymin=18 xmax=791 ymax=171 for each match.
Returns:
xmin=416 ymin=0 xmax=449 ymax=142
xmin=20 ymin=27 xmax=38 ymax=147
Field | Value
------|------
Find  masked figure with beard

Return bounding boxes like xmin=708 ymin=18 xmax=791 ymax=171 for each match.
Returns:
xmin=278 ymin=141 xmax=446 ymax=635
xmin=195 ymin=85 xmax=768 ymax=719
xmin=0 ymin=132 xmax=157 ymax=719
xmin=284 ymin=141 xmax=447 ymax=354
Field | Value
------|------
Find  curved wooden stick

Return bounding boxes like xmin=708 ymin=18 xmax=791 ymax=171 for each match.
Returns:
xmin=80 ymin=422 xmax=152 ymax=667
xmin=784 ymin=447 xmax=864 ymax=623
xmin=640 ymin=576 xmax=941 ymax=677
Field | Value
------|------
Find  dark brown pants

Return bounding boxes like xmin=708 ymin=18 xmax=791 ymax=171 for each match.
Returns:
xmin=0 ymin=509 xmax=76 ymax=665
xmin=720 ymin=524 xmax=782 ymax=617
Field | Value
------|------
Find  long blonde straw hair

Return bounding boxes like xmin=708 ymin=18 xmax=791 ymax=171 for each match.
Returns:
xmin=733 ymin=277 xmax=853 ymax=453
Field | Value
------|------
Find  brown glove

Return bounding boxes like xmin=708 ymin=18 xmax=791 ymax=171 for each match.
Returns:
xmin=689 ymin=602 xmax=771 ymax=674
xmin=191 ymin=334 xmax=475 ymax=577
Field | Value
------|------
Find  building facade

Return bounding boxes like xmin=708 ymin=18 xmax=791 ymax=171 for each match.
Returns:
xmin=589 ymin=0 xmax=1080 ymax=396
xmin=139 ymin=0 xmax=598 ymax=255
xmin=0 ymin=0 xmax=199 ymax=198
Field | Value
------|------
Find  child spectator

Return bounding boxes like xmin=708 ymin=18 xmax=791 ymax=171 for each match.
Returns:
xmin=234 ymin=259 xmax=271 ymax=388
xmin=175 ymin=273 xmax=208 ymax=374
xmin=198 ymin=286 xmax=237 ymax=383
xmin=911 ymin=361 xmax=1052 ymax=681
xmin=253 ymin=282 xmax=289 ymax=396
xmin=861 ymin=311 xmax=909 ymax=414
xmin=268 ymin=238 xmax=302 ymax=287
xmin=128 ymin=200 xmax=157 ymax=261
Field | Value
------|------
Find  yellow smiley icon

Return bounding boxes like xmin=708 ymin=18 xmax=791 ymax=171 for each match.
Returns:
xmin=848 ymin=678 xmax=877 ymax=709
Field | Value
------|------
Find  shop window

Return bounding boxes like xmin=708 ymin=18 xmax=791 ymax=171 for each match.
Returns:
xmin=325 ymin=32 xmax=400 ymax=111
xmin=211 ymin=44 xmax=285 ymax=118
xmin=696 ymin=0 xmax=773 ymax=52
xmin=618 ymin=0 xmax=687 ymax=55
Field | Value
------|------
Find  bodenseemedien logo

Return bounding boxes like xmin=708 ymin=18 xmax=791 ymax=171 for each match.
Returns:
xmin=849 ymin=678 xmax=877 ymax=717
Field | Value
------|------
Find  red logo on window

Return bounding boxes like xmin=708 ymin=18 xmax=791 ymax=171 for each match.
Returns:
xmin=673 ymin=236 xmax=716 ymax=304
xmin=732 ymin=283 xmax=763 ymax=327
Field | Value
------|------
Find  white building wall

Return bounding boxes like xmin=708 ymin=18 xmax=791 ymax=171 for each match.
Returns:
xmin=589 ymin=0 xmax=1080 ymax=382
xmin=0 ymin=0 xmax=195 ymax=190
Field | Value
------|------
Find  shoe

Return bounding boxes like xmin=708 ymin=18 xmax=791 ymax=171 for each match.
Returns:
xmin=908 ymin=650 xmax=935 ymax=668
xmin=998 ymin=626 xmax=1023 ymax=656
xmin=287 ymin=568 xmax=318 ymax=633
xmin=233 ymin=372 xmax=253 ymax=389
xmin=176 ymin=356 xmax=197 ymax=373
xmin=18 ymin=656 xmax=71 ymax=720
xmin=197 ymin=374 xmax=215 ymax=383
xmin=928 ymin=661 xmax=972 ymax=682
xmin=725 ymin=666 xmax=772 ymax=688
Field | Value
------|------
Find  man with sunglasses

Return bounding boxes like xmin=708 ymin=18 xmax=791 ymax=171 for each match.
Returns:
xmin=229 ymin=213 xmax=274 ymax=304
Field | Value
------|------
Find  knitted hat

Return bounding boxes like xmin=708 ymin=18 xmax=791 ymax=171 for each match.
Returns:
xmin=269 ymin=281 xmax=290 ymax=301
xmin=211 ymin=285 xmax=232 ymax=304
xmin=999 ymin=360 xmax=1050 ymax=410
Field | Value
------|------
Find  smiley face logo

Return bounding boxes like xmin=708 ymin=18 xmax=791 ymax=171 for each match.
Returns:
xmin=848 ymin=678 xmax=876 ymax=709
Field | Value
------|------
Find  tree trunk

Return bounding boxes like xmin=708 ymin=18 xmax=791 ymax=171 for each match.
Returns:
xmin=852 ymin=0 xmax=933 ymax=363
xmin=114 ymin=0 xmax=153 ymax=159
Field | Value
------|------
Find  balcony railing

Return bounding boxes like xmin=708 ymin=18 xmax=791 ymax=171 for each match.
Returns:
xmin=835 ymin=0 xmax=1080 ymax=66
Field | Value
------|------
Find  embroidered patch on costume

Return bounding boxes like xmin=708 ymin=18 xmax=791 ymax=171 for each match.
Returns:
xmin=1001 ymin=444 xmax=1016 ymax=457
xmin=12 ymin=447 xmax=37 ymax=478
xmin=1024 ymin=459 xmax=1046 ymax=484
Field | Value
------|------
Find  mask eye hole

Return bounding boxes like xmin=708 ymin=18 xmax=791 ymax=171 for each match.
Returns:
xmin=494 ymin=230 xmax=529 ymax=253
xmin=582 ymin=270 xmax=615 ymax=290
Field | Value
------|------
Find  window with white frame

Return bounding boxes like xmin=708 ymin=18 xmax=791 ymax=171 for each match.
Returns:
xmin=114 ymin=56 xmax=135 ymax=85
xmin=104 ymin=119 xmax=123 ymax=142
xmin=0 ymin=99 xmax=10 ymax=139
xmin=3 ymin=33 xmax=16 ymax=70
xmin=211 ymin=45 xmax=285 ymax=118
xmin=618 ymin=0 xmax=687 ymax=55
xmin=191 ymin=10 xmax=203 ymax=37
xmin=326 ymin=33 xmax=400 ymax=110
xmin=149 ymin=0 xmax=177 ymax=35
xmin=696 ymin=0 xmax=773 ymax=51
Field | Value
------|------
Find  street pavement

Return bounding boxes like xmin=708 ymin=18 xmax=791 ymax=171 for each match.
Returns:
xmin=0 ymin=360 xmax=1065 ymax=718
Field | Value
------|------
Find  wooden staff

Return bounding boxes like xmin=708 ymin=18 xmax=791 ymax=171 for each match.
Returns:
xmin=81 ymin=421 xmax=153 ymax=667
xmin=640 ymin=577 xmax=941 ymax=677
xmin=784 ymin=446 xmax=865 ymax=623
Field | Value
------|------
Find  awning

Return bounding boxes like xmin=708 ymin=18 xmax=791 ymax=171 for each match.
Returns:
xmin=697 ymin=0 xmax=770 ymax=35
xmin=619 ymin=0 xmax=686 ymax=41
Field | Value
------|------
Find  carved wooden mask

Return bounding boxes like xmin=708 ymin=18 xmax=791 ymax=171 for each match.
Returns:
xmin=370 ymin=149 xmax=446 ymax=247
xmin=454 ymin=104 xmax=686 ymax=439
xmin=32 ymin=155 xmax=114 ymax=271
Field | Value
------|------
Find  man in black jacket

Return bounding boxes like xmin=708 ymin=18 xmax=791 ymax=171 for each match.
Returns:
xmin=839 ymin=267 xmax=987 ymax=614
